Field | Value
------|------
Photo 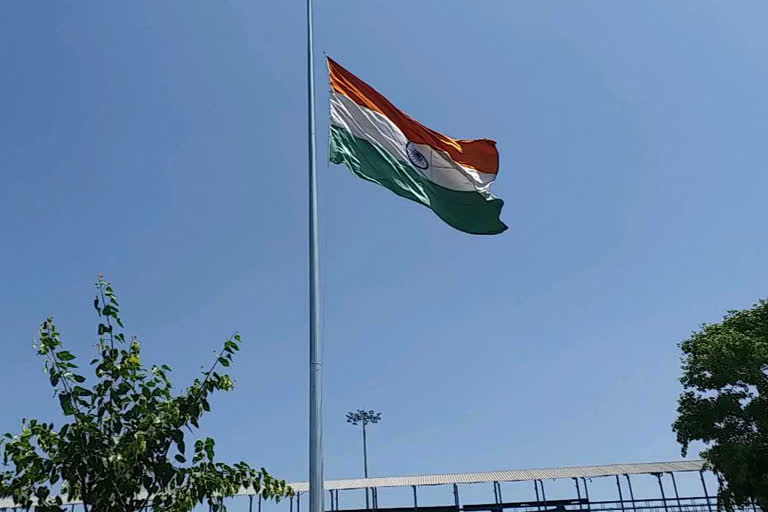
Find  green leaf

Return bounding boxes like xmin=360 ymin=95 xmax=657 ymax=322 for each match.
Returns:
xmin=234 ymin=334 xmax=242 ymax=342
xmin=56 ymin=351 xmax=76 ymax=361
xmin=58 ymin=394 xmax=75 ymax=416
xmin=174 ymin=454 xmax=186 ymax=463
xmin=218 ymin=357 xmax=230 ymax=367
xmin=72 ymin=386 xmax=92 ymax=397
xmin=73 ymin=375 xmax=86 ymax=383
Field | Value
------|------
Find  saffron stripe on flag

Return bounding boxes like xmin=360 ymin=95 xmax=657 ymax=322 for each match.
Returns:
xmin=328 ymin=58 xmax=499 ymax=175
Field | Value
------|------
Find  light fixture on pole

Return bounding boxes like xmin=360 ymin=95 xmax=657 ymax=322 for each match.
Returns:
xmin=346 ymin=409 xmax=382 ymax=509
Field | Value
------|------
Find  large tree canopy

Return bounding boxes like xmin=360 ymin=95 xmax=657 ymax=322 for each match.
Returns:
xmin=673 ymin=299 xmax=768 ymax=510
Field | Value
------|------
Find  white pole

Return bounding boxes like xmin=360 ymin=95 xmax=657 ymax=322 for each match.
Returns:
xmin=306 ymin=0 xmax=324 ymax=512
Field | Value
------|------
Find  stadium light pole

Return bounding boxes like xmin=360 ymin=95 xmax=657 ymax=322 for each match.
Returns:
xmin=346 ymin=409 xmax=382 ymax=509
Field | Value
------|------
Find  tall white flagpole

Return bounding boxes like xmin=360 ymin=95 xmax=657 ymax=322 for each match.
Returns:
xmin=306 ymin=0 xmax=324 ymax=511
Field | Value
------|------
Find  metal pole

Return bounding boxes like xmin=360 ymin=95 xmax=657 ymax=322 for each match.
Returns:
xmin=298 ymin=493 xmax=301 ymax=512
xmin=615 ymin=475 xmax=625 ymax=512
xmin=581 ymin=478 xmax=591 ymax=512
xmin=259 ymin=493 xmax=263 ymax=512
xmin=364 ymin=422 xmax=369 ymax=509
xmin=699 ymin=471 xmax=713 ymax=512
xmin=534 ymin=481 xmax=541 ymax=512
xmin=574 ymin=478 xmax=583 ymax=511
xmin=539 ymin=481 xmax=547 ymax=505
xmin=655 ymin=474 xmax=670 ymax=512
xmin=669 ymin=473 xmax=682 ymax=512
xmin=413 ymin=486 xmax=418 ymax=511
xmin=363 ymin=422 xmax=369 ymax=478
xmin=307 ymin=0 xmax=323 ymax=509
xmin=497 ymin=482 xmax=504 ymax=508
xmin=624 ymin=475 xmax=637 ymax=512
xmin=250 ymin=496 xmax=254 ymax=512
xmin=454 ymin=484 xmax=460 ymax=510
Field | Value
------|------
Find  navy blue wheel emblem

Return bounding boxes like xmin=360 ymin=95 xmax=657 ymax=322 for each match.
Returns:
xmin=406 ymin=142 xmax=429 ymax=170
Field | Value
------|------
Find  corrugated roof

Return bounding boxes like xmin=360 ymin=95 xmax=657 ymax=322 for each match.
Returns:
xmin=286 ymin=460 xmax=705 ymax=493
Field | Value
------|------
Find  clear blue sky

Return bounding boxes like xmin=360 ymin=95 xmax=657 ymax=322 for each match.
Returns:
xmin=1 ymin=1 xmax=767 ymax=509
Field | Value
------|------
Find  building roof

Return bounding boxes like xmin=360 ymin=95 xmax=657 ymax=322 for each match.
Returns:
xmin=287 ymin=460 xmax=705 ymax=493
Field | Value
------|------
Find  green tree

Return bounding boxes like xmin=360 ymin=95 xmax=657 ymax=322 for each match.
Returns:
xmin=0 ymin=276 xmax=291 ymax=511
xmin=673 ymin=300 xmax=768 ymax=510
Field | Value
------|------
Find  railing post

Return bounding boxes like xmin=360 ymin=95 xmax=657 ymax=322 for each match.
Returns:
xmin=454 ymin=483 xmax=461 ymax=510
xmin=582 ymin=478 xmax=592 ymax=512
xmin=669 ymin=473 xmax=683 ymax=512
xmin=655 ymin=473 xmax=670 ymax=512
xmin=624 ymin=475 xmax=637 ymax=512
xmin=699 ymin=471 xmax=713 ymax=512
xmin=616 ymin=475 xmax=626 ymax=512
xmin=574 ymin=478 xmax=583 ymax=511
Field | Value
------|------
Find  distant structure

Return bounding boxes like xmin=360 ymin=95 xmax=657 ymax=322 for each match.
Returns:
xmin=296 ymin=460 xmax=731 ymax=512
xmin=1 ymin=460 xmax=760 ymax=512
xmin=346 ymin=409 xmax=383 ymax=510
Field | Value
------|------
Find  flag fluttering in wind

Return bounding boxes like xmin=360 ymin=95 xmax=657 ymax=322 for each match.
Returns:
xmin=327 ymin=58 xmax=507 ymax=235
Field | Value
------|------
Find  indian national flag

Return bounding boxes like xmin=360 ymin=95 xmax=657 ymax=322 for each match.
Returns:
xmin=328 ymin=58 xmax=507 ymax=235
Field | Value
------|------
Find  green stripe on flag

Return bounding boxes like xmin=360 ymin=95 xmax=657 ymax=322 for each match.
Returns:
xmin=329 ymin=125 xmax=507 ymax=235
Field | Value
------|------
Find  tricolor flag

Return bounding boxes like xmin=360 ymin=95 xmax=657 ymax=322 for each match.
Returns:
xmin=328 ymin=58 xmax=507 ymax=235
